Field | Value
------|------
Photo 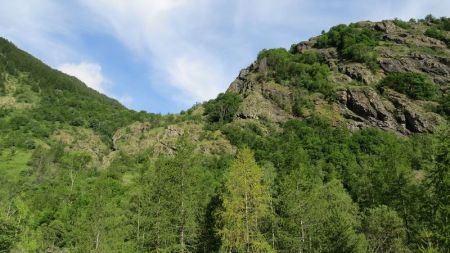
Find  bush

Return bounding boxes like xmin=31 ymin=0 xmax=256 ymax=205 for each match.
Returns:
xmin=316 ymin=24 xmax=381 ymax=70
xmin=440 ymin=17 xmax=450 ymax=31
xmin=290 ymin=63 xmax=332 ymax=95
xmin=393 ymin=18 xmax=413 ymax=30
xmin=24 ymin=139 xmax=36 ymax=149
xmin=9 ymin=115 xmax=29 ymax=130
xmin=379 ymin=72 xmax=437 ymax=100
xmin=437 ymin=95 xmax=450 ymax=116
xmin=257 ymin=48 xmax=332 ymax=94
xmin=425 ymin=27 xmax=450 ymax=47
xmin=0 ymin=77 xmax=5 ymax=96
xmin=204 ymin=92 xmax=242 ymax=123
xmin=342 ymin=43 xmax=378 ymax=70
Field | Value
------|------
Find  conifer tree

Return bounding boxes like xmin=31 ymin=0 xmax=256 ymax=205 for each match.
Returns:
xmin=278 ymin=165 xmax=367 ymax=253
xmin=139 ymin=139 xmax=214 ymax=252
xmin=427 ymin=125 xmax=450 ymax=249
xmin=219 ymin=147 xmax=274 ymax=253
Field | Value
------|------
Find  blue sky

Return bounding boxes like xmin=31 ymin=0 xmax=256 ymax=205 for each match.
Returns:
xmin=0 ymin=0 xmax=448 ymax=113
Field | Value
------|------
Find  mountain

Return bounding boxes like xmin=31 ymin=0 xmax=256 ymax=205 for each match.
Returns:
xmin=0 ymin=16 xmax=449 ymax=252
xmin=227 ymin=18 xmax=449 ymax=134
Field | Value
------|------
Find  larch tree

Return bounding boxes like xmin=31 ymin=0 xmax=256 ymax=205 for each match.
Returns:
xmin=278 ymin=165 xmax=367 ymax=253
xmin=427 ymin=125 xmax=450 ymax=249
xmin=219 ymin=147 xmax=274 ymax=253
xmin=140 ymin=139 xmax=214 ymax=252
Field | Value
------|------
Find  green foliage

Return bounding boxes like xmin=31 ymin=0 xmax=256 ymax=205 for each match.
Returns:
xmin=0 ymin=76 xmax=5 ymax=96
xmin=440 ymin=17 xmax=450 ymax=31
xmin=316 ymin=24 xmax=381 ymax=70
xmin=424 ymin=27 xmax=450 ymax=47
xmin=133 ymin=140 xmax=216 ymax=252
xmin=278 ymin=172 xmax=367 ymax=253
xmin=363 ymin=206 xmax=409 ymax=253
xmin=0 ymin=217 xmax=17 ymax=253
xmin=1 ymin=17 xmax=450 ymax=253
xmin=257 ymin=48 xmax=333 ymax=95
xmin=292 ymin=90 xmax=314 ymax=117
xmin=379 ymin=72 xmax=437 ymax=100
xmin=393 ymin=18 xmax=413 ymax=30
xmin=204 ymin=92 xmax=242 ymax=123
xmin=0 ymin=38 xmax=159 ymax=144
xmin=219 ymin=147 xmax=274 ymax=252
xmin=437 ymin=94 xmax=450 ymax=117
xmin=425 ymin=126 xmax=450 ymax=249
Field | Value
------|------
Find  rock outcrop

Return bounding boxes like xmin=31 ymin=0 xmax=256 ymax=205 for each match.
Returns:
xmin=336 ymin=87 xmax=441 ymax=134
xmin=225 ymin=18 xmax=448 ymax=134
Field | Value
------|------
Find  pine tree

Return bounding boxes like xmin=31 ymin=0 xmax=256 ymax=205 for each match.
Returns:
xmin=278 ymin=165 xmax=367 ymax=253
xmin=219 ymin=147 xmax=274 ymax=253
xmin=139 ymin=139 xmax=214 ymax=252
xmin=427 ymin=125 xmax=450 ymax=249
xmin=363 ymin=205 xmax=409 ymax=253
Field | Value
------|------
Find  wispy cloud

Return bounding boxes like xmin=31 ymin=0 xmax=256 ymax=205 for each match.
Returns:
xmin=0 ymin=0 xmax=448 ymax=112
xmin=0 ymin=0 xmax=78 ymax=64
xmin=58 ymin=61 xmax=135 ymax=107
xmin=58 ymin=62 xmax=110 ymax=93
xmin=79 ymin=0 xmax=229 ymax=104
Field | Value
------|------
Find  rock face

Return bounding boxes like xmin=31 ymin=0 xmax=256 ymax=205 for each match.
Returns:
xmin=228 ymin=64 xmax=293 ymax=123
xmin=112 ymin=121 xmax=235 ymax=157
xmin=337 ymin=87 xmax=441 ymax=134
xmin=225 ymin=18 xmax=448 ymax=134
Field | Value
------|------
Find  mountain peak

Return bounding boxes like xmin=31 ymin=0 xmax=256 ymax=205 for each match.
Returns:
xmin=224 ymin=17 xmax=449 ymax=134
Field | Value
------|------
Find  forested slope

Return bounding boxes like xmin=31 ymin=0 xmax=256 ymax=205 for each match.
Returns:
xmin=0 ymin=16 xmax=449 ymax=253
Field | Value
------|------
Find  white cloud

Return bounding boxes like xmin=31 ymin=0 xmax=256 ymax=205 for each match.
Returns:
xmin=1 ymin=0 xmax=449 ymax=111
xmin=58 ymin=62 xmax=135 ymax=107
xmin=79 ymin=0 xmax=231 ymax=104
xmin=58 ymin=62 xmax=109 ymax=93
xmin=169 ymin=56 xmax=225 ymax=102
xmin=81 ymin=0 xmax=450 ymax=105
xmin=0 ymin=0 xmax=77 ymax=64
xmin=116 ymin=95 xmax=134 ymax=107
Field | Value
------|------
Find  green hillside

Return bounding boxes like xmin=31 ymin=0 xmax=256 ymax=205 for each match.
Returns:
xmin=0 ymin=16 xmax=449 ymax=253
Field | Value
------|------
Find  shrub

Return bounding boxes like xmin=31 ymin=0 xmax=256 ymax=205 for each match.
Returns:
xmin=292 ymin=91 xmax=314 ymax=117
xmin=290 ymin=63 xmax=332 ymax=95
xmin=379 ymin=72 xmax=437 ymax=100
xmin=440 ymin=17 xmax=450 ymax=31
xmin=393 ymin=18 xmax=413 ymax=30
xmin=316 ymin=24 xmax=381 ymax=71
xmin=204 ymin=92 xmax=242 ymax=123
xmin=257 ymin=48 xmax=332 ymax=94
xmin=437 ymin=95 xmax=450 ymax=116
xmin=0 ymin=77 xmax=5 ymax=95
xmin=425 ymin=27 xmax=450 ymax=47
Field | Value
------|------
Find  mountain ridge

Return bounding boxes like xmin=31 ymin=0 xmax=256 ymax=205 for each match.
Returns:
xmin=225 ymin=18 xmax=449 ymax=135
xmin=0 ymin=15 xmax=449 ymax=253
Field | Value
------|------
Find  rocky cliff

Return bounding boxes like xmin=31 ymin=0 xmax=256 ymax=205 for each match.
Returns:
xmin=227 ymin=18 xmax=449 ymax=134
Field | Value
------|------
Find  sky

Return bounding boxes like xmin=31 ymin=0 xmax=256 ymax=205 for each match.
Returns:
xmin=0 ymin=0 xmax=448 ymax=113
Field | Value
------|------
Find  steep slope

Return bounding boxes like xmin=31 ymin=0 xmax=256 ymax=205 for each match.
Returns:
xmin=225 ymin=18 xmax=449 ymax=134
xmin=0 ymin=16 xmax=449 ymax=253
xmin=0 ymin=37 xmax=157 ymax=145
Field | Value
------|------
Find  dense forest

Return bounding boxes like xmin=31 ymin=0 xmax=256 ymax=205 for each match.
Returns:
xmin=0 ymin=15 xmax=449 ymax=253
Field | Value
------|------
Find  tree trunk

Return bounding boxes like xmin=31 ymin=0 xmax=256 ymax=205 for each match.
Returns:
xmin=245 ymin=190 xmax=250 ymax=253
xmin=95 ymin=231 xmax=100 ymax=250
xmin=180 ymin=162 xmax=186 ymax=253
xmin=70 ymin=169 xmax=75 ymax=191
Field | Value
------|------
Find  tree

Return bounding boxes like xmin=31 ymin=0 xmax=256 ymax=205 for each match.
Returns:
xmin=426 ymin=125 xmax=450 ymax=249
xmin=138 ymin=140 xmax=215 ymax=252
xmin=379 ymin=73 xmax=437 ymax=100
xmin=363 ymin=205 xmax=409 ymax=253
xmin=219 ymin=147 xmax=274 ymax=252
xmin=204 ymin=92 xmax=242 ymax=123
xmin=278 ymin=166 xmax=367 ymax=253
xmin=0 ymin=217 xmax=17 ymax=253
